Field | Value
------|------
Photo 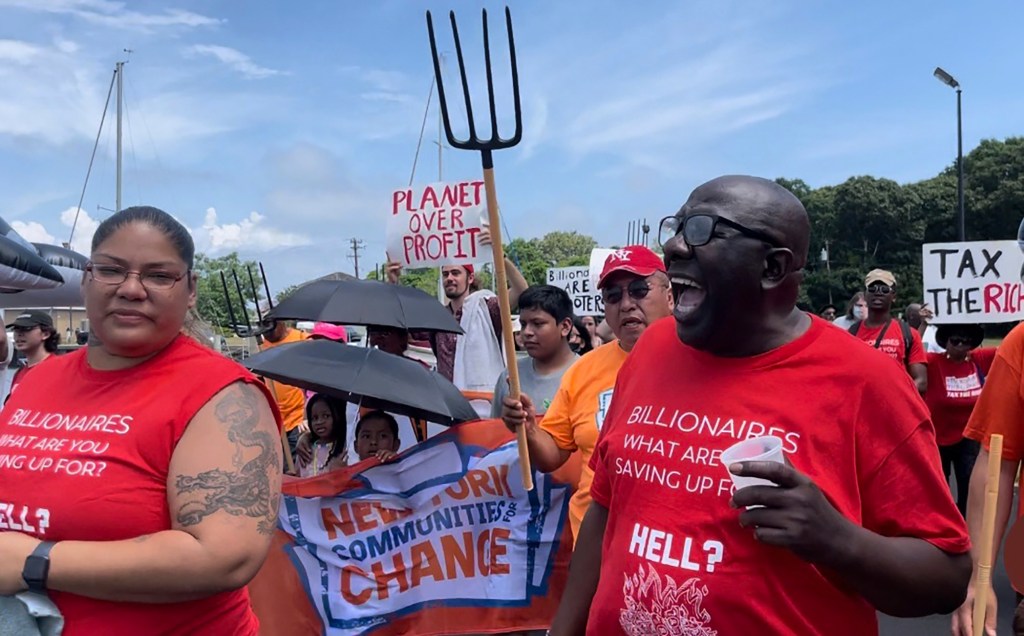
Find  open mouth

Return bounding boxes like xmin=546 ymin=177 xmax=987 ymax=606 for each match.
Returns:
xmin=672 ymin=276 xmax=706 ymax=319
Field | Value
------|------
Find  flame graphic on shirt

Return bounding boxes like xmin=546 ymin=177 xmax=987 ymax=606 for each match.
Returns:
xmin=619 ymin=563 xmax=717 ymax=636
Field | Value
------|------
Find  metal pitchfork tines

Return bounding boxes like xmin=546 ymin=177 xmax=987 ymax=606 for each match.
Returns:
xmin=426 ymin=7 xmax=533 ymax=491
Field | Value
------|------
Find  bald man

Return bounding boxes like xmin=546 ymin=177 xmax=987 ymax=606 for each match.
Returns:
xmin=550 ymin=176 xmax=970 ymax=636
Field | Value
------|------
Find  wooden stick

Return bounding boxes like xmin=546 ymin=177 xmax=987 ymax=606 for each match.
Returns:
xmin=973 ymin=433 xmax=1003 ymax=636
xmin=482 ymin=165 xmax=533 ymax=491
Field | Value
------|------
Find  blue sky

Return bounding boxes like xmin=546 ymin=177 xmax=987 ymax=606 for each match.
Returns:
xmin=1 ymin=0 xmax=1022 ymax=291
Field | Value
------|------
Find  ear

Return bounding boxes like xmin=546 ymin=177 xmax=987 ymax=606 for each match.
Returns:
xmin=762 ymin=248 xmax=796 ymax=289
xmin=559 ymin=318 xmax=573 ymax=338
xmin=187 ymin=272 xmax=199 ymax=309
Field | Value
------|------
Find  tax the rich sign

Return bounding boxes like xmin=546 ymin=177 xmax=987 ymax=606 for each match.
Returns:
xmin=922 ymin=241 xmax=1024 ymax=324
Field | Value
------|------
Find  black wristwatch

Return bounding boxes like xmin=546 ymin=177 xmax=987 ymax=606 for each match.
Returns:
xmin=22 ymin=541 xmax=56 ymax=594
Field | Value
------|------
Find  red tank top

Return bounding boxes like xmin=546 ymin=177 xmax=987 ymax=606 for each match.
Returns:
xmin=0 ymin=335 xmax=280 ymax=636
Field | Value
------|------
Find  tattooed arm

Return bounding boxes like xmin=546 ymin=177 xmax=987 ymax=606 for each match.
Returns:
xmin=42 ymin=381 xmax=282 ymax=603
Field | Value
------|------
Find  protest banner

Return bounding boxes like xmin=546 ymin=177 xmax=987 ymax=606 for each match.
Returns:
xmin=922 ymin=240 xmax=1024 ymax=324
xmin=249 ymin=418 xmax=572 ymax=636
xmin=588 ymin=248 xmax=615 ymax=287
xmin=386 ymin=181 xmax=493 ymax=268
xmin=547 ymin=266 xmax=604 ymax=316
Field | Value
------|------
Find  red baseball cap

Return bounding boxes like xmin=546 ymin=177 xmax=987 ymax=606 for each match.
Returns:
xmin=597 ymin=245 xmax=666 ymax=288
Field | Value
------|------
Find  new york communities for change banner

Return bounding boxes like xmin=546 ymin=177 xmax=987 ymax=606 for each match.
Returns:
xmin=922 ymin=240 xmax=1024 ymax=324
xmin=249 ymin=419 xmax=572 ymax=636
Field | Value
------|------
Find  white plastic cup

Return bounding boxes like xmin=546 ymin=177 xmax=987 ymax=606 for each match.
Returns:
xmin=720 ymin=435 xmax=785 ymax=491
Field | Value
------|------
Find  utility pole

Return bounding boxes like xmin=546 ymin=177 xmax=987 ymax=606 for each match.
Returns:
xmin=115 ymin=60 xmax=123 ymax=214
xmin=348 ymin=238 xmax=366 ymax=278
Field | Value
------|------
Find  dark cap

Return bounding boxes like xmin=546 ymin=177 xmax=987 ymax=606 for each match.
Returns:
xmin=7 ymin=310 xmax=53 ymax=330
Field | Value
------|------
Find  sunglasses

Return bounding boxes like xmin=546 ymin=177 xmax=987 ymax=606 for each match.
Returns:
xmin=947 ymin=336 xmax=972 ymax=346
xmin=601 ymin=278 xmax=655 ymax=305
xmin=866 ymin=283 xmax=893 ymax=294
xmin=658 ymin=213 xmax=780 ymax=249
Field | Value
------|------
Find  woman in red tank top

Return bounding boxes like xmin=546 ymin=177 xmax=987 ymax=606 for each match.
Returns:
xmin=0 ymin=207 xmax=282 ymax=636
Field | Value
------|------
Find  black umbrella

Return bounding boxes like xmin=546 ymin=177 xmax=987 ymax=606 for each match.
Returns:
xmin=267 ymin=279 xmax=463 ymax=334
xmin=243 ymin=339 xmax=477 ymax=425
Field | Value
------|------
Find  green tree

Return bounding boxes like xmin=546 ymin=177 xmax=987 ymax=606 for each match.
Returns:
xmin=194 ymin=252 xmax=264 ymax=332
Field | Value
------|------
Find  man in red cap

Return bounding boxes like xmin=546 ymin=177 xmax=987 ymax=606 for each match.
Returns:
xmin=501 ymin=245 xmax=673 ymax=542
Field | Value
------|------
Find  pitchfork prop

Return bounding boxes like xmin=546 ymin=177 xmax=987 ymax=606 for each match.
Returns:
xmin=426 ymin=7 xmax=533 ymax=491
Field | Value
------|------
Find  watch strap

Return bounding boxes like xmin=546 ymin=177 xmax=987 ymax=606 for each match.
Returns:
xmin=22 ymin=540 xmax=56 ymax=594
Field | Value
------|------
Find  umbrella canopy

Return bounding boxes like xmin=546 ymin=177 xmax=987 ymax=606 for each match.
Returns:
xmin=243 ymin=339 xmax=477 ymax=425
xmin=267 ymin=279 xmax=463 ymax=334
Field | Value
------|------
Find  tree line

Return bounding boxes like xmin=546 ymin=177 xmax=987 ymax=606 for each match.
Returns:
xmin=193 ymin=137 xmax=1024 ymax=331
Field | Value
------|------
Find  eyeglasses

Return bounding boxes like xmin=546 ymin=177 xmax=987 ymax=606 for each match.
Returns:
xmin=866 ymin=283 xmax=893 ymax=294
xmin=658 ymin=213 xmax=780 ymax=249
xmin=87 ymin=263 xmax=189 ymax=291
xmin=602 ymin=278 xmax=656 ymax=305
xmin=947 ymin=336 xmax=971 ymax=346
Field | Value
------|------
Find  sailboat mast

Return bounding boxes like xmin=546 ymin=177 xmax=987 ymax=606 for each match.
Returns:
xmin=115 ymin=61 xmax=123 ymax=214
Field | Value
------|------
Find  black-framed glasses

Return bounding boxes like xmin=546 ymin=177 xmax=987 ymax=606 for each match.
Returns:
xmin=658 ymin=213 xmax=780 ymax=249
xmin=602 ymin=278 xmax=655 ymax=305
xmin=86 ymin=263 xmax=189 ymax=291
xmin=947 ymin=336 xmax=971 ymax=346
xmin=866 ymin=283 xmax=893 ymax=294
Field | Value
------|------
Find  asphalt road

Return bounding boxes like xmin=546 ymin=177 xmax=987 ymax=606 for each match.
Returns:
xmin=879 ymin=483 xmax=1017 ymax=635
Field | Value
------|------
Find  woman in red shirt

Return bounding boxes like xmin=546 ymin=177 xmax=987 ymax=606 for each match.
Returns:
xmin=0 ymin=206 xmax=282 ymax=635
xmin=925 ymin=323 xmax=995 ymax=518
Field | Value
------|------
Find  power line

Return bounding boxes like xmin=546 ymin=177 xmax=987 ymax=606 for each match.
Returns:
xmin=69 ymin=68 xmax=117 ymax=247
xmin=348 ymin=238 xmax=366 ymax=278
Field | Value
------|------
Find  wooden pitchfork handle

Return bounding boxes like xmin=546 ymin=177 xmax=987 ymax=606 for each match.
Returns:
xmin=973 ymin=433 xmax=1003 ymax=636
xmin=481 ymin=167 xmax=533 ymax=492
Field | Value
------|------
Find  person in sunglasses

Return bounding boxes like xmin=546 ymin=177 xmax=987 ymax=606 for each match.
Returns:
xmin=923 ymin=324 xmax=993 ymax=519
xmin=551 ymin=176 xmax=969 ymax=636
xmin=848 ymin=269 xmax=928 ymax=395
xmin=500 ymin=245 xmax=672 ymax=543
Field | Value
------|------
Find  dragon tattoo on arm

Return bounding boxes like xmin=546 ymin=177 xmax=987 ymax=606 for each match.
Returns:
xmin=175 ymin=384 xmax=281 ymax=535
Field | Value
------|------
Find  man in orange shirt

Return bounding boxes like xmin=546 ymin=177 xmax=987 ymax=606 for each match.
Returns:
xmin=501 ymin=245 xmax=673 ymax=542
xmin=954 ymin=320 xmax=1024 ymax=635
xmin=259 ymin=318 xmax=308 ymax=463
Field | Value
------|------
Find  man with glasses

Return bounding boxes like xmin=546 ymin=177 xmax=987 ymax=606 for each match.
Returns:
xmin=551 ymin=176 xmax=969 ymax=635
xmin=500 ymin=245 xmax=672 ymax=543
xmin=849 ymin=269 xmax=928 ymax=395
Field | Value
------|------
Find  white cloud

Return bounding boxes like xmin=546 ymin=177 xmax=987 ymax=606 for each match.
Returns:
xmin=59 ymin=206 xmax=98 ymax=254
xmin=0 ymin=39 xmax=42 ymax=63
xmin=187 ymin=45 xmax=283 ymax=80
xmin=0 ymin=0 xmax=221 ymax=32
xmin=195 ymin=207 xmax=312 ymax=255
xmin=10 ymin=221 xmax=56 ymax=245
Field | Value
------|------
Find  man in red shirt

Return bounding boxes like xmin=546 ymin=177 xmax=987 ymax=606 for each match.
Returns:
xmin=550 ymin=175 xmax=970 ymax=636
xmin=848 ymin=269 xmax=928 ymax=395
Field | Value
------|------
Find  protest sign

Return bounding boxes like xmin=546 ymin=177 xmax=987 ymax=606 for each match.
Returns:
xmin=249 ymin=418 xmax=573 ymax=636
xmin=386 ymin=181 xmax=493 ymax=269
xmin=547 ymin=266 xmax=604 ymax=316
xmin=588 ymin=248 xmax=615 ymax=287
xmin=922 ymin=240 xmax=1024 ymax=324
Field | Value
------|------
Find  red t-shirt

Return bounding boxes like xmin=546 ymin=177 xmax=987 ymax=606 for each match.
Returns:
xmin=587 ymin=316 xmax=968 ymax=636
xmin=0 ymin=335 xmax=280 ymax=636
xmin=6 ymin=355 xmax=53 ymax=400
xmin=926 ymin=349 xmax=997 ymax=446
xmin=850 ymin=320 xmax=927 ymax=368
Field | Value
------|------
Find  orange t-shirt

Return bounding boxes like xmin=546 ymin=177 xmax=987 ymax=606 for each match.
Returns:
xmin=260 ymin=328 xmax=308 ymax=432
xmin=539 ymin=340 xmax=627 ymax=541
xmin=964 ymin=323 xmax=1024 ymax=502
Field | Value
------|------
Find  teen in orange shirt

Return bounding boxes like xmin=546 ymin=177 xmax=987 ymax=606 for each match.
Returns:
xmin=259 ymin=320 xmax=308 ymax=459
xmin=501 ymin=246 xmax=673 ymax=541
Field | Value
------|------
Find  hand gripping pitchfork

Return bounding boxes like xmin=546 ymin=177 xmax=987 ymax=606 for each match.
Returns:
xmin=426 ymin=7 xmax=533 ymax=491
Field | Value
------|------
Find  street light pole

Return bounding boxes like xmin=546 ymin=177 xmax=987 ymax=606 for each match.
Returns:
xmin=956 ymin=87 xmax=965 ymax=241
xmin=933 ymin=66 xmax=965 ymax=240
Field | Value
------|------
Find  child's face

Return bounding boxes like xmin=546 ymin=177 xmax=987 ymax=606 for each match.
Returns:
xmin=310 ymin=401 xmax=334 ymax=440
xmin=356 ymin=417 xmax=398 ymax=460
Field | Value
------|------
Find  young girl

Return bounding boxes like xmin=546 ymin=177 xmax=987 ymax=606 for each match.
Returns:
xmin=354 ymin=410 xmax=401 ymax=462
xmin=297 ymin=394 xmax=348 ymax=477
